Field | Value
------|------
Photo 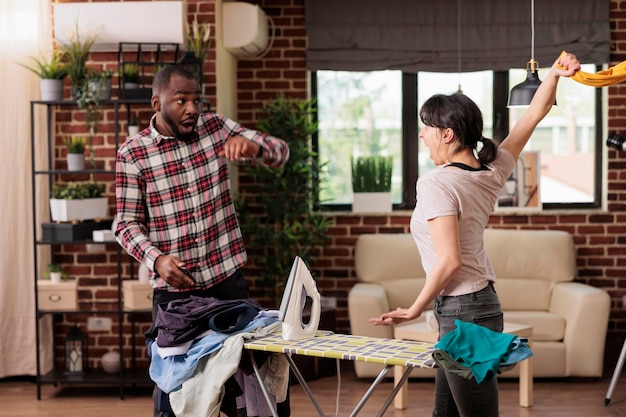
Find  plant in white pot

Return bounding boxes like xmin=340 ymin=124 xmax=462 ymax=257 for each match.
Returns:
xmin=127 ymin=115 xmax=141 ymax=137
xmin=17 ymin=50 xmax=68 ymax=101
xmin=50 ymin=182 xmax=107 ymax=223
xmin=63 ymin=136 xmax=87 ymax=171
xmin=45 ymin=263 xmax=69 ymax=283
xmin=121 ymin=63 xmax=140 ymax=89
xmin=351 ymin=155 xmax=393 ymax=213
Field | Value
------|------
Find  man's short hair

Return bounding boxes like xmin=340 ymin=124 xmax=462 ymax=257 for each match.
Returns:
xmin=152 ymin=65 xmax=198 ymax=95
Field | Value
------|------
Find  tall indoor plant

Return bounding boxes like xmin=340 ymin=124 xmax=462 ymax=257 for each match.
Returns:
xmin=59 ymin=24 xmax=97 ymax=99
xmin=235 ymin=96 xmax=332 ymax=306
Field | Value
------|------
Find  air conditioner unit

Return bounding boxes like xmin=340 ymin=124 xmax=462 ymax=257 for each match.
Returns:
xmin=222 ymin=2 xmax=270 ymax=59
xmin=53 ymin=1 xmax=185 ymax=52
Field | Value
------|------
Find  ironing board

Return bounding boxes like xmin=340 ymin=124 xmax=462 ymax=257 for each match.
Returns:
xmin=243 ymin=331 xmax=436 ymax=417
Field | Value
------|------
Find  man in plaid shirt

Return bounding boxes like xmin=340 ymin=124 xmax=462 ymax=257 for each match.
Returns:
xmin=115 ymin=65 xmax=290 ymax=417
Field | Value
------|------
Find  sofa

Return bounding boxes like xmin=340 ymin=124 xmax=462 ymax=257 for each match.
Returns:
xmin=348 ymin=228 xmax=611 ymax=379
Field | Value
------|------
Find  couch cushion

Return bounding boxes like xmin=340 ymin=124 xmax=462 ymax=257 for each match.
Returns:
xmin=381 ymin=278 xmax=425 ymax=310
xmin=484 ymin=228 xmax=576 ymax=284
xmin=355 ymin=234 xmax=425 ymax=283
xmin=496 ymin=279 xmax=552 ymax=311
xmin=503 ymin=311 xmax=565 ymax=342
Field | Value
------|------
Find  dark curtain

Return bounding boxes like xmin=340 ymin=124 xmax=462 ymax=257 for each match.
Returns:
xmin=305 ymin=0 xmax=610 ymax=72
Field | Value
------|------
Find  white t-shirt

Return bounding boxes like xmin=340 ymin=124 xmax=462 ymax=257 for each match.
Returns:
xmin=410 ymin=148 xmax=516 ymax=296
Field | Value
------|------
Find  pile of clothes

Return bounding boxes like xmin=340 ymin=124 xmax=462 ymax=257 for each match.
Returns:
xmin=432 ymin=319 xmax=533 ymax=384
xmin=149 ymin=296 xmax=288 ymax=417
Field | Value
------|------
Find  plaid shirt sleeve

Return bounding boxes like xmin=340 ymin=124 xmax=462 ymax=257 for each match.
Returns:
xmin=214 ymin=115 xmax=290 ymax=168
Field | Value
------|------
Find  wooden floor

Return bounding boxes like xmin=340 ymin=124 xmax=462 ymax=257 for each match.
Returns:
xmin=2 ymin=361 xmax=626 ymax=417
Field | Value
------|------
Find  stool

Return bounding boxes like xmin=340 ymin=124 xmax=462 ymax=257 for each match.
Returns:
xmin=393 ymin=321 xmax=533 ymax=409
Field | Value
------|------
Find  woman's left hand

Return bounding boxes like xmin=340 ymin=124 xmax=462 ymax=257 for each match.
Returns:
xmin=369 ymin=307 xmax=421 ymax=326
xmin=553 ymin=51 xmax=581 ymax=77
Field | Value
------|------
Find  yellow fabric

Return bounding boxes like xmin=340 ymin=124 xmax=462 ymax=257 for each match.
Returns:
xmin=559 ymin=50 xmax=626 ymax=87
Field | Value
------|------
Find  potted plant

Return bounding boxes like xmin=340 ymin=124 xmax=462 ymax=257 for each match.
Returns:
xmin=75 ymin=68 xmax=112 ymax=169
xmin=85 ymin=68 xmax=113 ymax=101
xmin=185 ymin=17 xmax=212 ymax=62
xmin=50 ymin=182 xmax=107 ymax=222
xmin=235 ymin=96 xmax=332 ymax=306
xmin=63 ymin=136 xmax=87 ymax=171
xmin=121 ymin=63 xmax=140 ymax=89
xmin=45 ymin=263 xmax=69 ymax=283
xmin=127 ymin=116 xmax=141 ymax=137
xmin=351 ymin=155 xmax=393 ymax=213
xmin=17 ymin=50 xmax=68 ymax=101
xmin=58 ymin=24 xmax=97 ymax=99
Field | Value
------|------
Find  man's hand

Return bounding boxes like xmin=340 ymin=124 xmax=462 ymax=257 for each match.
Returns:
xmin=220 ymin=135 xmax=260 ymax=161
xmin=154 ymin=255 xmax=196 ymax=289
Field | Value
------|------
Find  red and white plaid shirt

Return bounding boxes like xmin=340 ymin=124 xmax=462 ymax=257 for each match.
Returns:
xmin=115 ymin=112 xmax=289 ymax=290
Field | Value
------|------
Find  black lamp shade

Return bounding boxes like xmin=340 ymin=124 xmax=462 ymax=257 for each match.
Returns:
xmin=508 ymin=69 xmax=542 ymax=107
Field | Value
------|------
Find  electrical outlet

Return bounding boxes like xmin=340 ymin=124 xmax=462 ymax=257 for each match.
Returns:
xmin=87 ymin=316 xmax=112 ymax=332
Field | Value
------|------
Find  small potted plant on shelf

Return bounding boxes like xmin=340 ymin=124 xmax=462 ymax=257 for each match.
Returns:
xmin=45 ymin=263 xmax=69 ymax=283
xmin=50 ymin=182 xmax=107 ymax=223
xmin=63 ymin=136 xmax=87 ymax=171
xmin=351 ymin=155 xmax=393 ymax=213
xmin=85 ymin=68 xmax=114 ymax=102
xmin=17 ymin=50 xmax=68 ymax=101
xmin=127 ymin=116 xmax=141 ymax=137
xmin=121 ymin=63 xmax=140 ymax=89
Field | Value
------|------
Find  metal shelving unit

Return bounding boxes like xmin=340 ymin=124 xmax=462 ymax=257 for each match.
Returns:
xmin=30 ymin=99 xmax=152 ymax=399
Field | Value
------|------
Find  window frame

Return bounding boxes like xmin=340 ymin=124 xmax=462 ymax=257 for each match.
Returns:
xmin=312 ymin=68 xmax=603 ymax=212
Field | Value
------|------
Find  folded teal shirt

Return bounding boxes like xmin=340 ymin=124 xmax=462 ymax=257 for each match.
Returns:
xmin=434 ymin=319 xmax=517 ymax=384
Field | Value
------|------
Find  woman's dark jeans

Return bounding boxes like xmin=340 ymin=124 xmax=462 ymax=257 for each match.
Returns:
xmin=432 ymin=282 xmax=503 ymax=417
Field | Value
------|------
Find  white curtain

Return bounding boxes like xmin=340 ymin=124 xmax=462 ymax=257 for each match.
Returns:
xmin=0 ymin=0 xmax=53 ymax=378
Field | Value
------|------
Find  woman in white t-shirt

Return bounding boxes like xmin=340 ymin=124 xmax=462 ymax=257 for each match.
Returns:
xmin=370 ymin=52 xmax=580 ymax=417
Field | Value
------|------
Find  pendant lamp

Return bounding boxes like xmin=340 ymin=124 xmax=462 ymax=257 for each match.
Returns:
xmin=507 ymin=0 xmax=552 ymax=107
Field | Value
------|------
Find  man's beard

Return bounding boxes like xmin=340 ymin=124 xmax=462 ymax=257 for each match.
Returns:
xmin=162 ymin=113 xmax=195 ymax=141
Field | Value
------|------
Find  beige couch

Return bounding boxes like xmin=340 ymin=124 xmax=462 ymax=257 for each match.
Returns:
xmin=348 ymin=229 xmax=611 ymax=379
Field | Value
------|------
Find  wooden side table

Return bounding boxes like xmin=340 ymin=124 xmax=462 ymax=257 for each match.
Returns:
xmin=393 ymin=321 xmax=533 ymax=409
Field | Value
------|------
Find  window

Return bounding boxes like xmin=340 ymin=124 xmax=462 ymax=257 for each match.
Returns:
xmin=316 ymin=71 xmax=403 ymax=206
xmin=314 ymin=65 xmax=602 ymax=210
xmin=508 ymin=64 xmax=599 ymax=206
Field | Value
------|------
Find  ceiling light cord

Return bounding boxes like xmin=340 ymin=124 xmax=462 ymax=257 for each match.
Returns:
xmin=531 ymin=0 xmax=535 ymax=66
xmin=457 ymin=0 xmax=462 ymax=92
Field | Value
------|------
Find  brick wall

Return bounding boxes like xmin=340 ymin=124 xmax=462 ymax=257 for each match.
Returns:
xmin=48 ymin=0 xmax=626 ymax=371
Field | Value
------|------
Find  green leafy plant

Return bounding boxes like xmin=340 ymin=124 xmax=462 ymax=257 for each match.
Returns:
xmin=63 ymin=136 xmax=86 ymax=154
xmin=87 ymin=68 xmax=114 ymax=82
xmin=235 ymin=96 xmax=332 ymax=306
xmin=52 ymin=182 xmax=105 ymax=200
xmin=45 ymin=263 xmax=69 ymax=281
xmin=121 ymin=63 xmax=140 ymax=84
xmin=17 ymin=50 xmax=68 ymax=79
xmin=185 ymin=17 xmax=212 ymax=62
xmin=75 ymin=68 xmax=114 ymax=168
xmin=58 ymin=23 xmax=98 ymax=96
xmin=351 ymin=155 xmax=393 ymax=192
